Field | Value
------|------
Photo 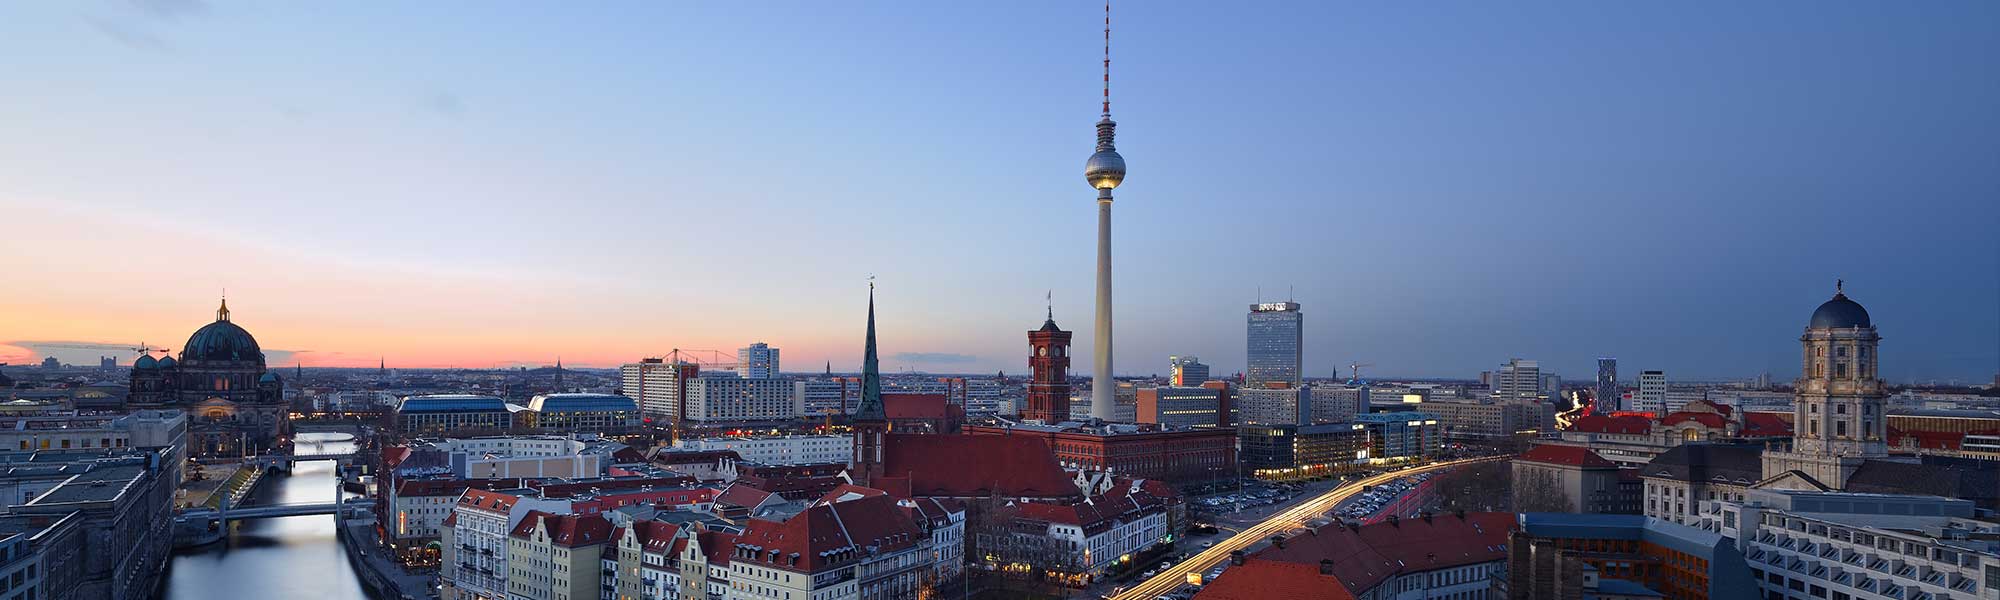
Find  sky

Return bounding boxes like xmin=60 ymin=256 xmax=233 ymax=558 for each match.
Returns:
xmin=2 ymin=1 xmax=1997 ymax=383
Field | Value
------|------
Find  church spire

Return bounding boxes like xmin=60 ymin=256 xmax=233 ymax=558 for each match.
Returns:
xmin=855 ymin=281 xmax=885 ymax=422
xmin=216 ymin=296 xmax=231 ymax=322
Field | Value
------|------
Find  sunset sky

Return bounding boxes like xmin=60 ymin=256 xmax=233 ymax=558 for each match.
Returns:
xmin=3 ymin=1 xmax=1996 ymax=381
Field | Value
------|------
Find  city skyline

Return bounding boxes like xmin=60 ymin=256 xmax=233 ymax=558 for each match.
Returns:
xmin=3 ymin=2 xmax=1998 ymax=381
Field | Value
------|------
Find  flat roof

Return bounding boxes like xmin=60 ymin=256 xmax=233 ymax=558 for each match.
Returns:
xmin=26 ymin=464 xmax=147 ymax=505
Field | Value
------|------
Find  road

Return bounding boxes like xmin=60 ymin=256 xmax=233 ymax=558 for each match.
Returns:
xmin=1111 ymin=456 xmax=1508 ymax=600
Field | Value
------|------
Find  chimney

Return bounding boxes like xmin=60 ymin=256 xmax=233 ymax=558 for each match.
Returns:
xmin=1270 ymin=535 xmax=1285 ymax=549
xmin=1318 ymin=559 xmax=1334 ymax=576
xmin=1229 ymin=550 xmax=1245 ymax=566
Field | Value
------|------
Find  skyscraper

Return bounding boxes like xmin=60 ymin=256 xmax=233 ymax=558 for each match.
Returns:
xmin=1636 ymin=370 xmax=1666 ymax=414
xmin=1246 ymin=302 xmax=1303 ymax=389
xmin=1595 ymin=357 xmax=1619 ymax=412
xmin=1489 ymin=358 xmax=1547 ymax=403
xmin=1025 ymin=309 xmax=1073 ymax=423
xmin=737 ymin=342 xmax=780 ymax=378
xmin=1169 ymin=355 xmax=1209 ymax=386
xmin=1085 ymin=3 xmax=1126 ymax=422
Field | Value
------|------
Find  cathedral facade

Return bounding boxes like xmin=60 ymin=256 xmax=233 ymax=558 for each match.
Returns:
xmin=130 ymin=300 xmax=290 ymax=458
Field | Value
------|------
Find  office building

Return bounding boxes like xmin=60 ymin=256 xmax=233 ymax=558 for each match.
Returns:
xmin=1135 ymin=385 xmax=1229 ymax=429
xmin=1237 ymin=423 xmax=1367 ymax=478
xmin=619 ymin=358 xmax=700 ymax=425
xmin=1246 ymin=302 xmax=1303 ymax=389
xmin=1506 ymin=513 xmax=1758 ymax=600
xmin=1596 ymin=358 xmax=1620 ymax=412
xmin=1710 ymin=489 xmax=2000 ymax=600
xmin=1305 ymin=382 xmax=1364 ymax=424
xmin=1169 ymin=356 xmax=1209 ymax=387
xmin=736 ymin=342 xmax=780 ymax=379
xmin=682 ymin=374 xmax=804 ymax=424
xmin=389 ymin=435 xmax=631 ymax=480
xmin=1635 ymin=370 xmax=1667 ymax=415
xmin=1409 ymin=398 xmax=1548 ymax=440
xmin=1490 ymin=358 xmax=1551 ymax=403
xmin=1238 ymin=386 xmax=1311 ymax=426
xmin=1354 ymin=411 xmax=1442 ymax=461
xmin=672 ymin=435 xmax=851 ymax=466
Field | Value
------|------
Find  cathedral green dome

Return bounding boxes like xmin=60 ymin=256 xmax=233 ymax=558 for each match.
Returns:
xmin=181 ymin=299 xmax=265 ymax=365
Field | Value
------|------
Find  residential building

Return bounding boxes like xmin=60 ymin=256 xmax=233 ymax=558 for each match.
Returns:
xmin=728 ymin=493 xmax=962 ymax=600
xmin=737 ymin=343 xmax=780 ymax=379
xmin=976 ymin=480 xmax=1172 ymax=583
xmin=1169 ymin=356 xmax=1209 ymax=387
xmin=396 ymin=394 xmax=514 ymax=436
xmin=1134 ymin=386 xmax=1228 ymax=429
xmin=683 ymin=374 xmax=803 ymax=424
xmin=621 ymin=358 xmax=700 ymax=425
xmin=1709 ymin=489 xmax=2000 ymax=600
xmin=506 ymin=511 xmax=613 ymax=600
xmin=1238 ymin=386 xmax=1311 ymax=426
xmin=1507 ymin=512 xmax=1758 ymax=600
xmin=673 ymin=435 xmax=851 ymax=466
xmin=1245 ymin=302 xmax=1303 ymax=389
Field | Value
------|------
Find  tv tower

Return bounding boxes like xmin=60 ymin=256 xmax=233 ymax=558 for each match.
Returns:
xmin=1084 ymin=1 xmax=1127 ymax=421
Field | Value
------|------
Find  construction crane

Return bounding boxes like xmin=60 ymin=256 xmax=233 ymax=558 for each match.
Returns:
xmin=1346 ymin=362 xmax=1375 ymax=385
xmin=657 ymin=349 xmax=740 ymax=371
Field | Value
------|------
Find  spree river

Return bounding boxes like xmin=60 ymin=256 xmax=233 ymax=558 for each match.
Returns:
xmin=158 ymin=432 xmax=371 ymax=600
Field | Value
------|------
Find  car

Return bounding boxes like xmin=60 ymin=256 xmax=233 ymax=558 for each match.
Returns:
xmin=1202 ymin=541 xmax=1214 ymax=549
xmin=1160 ymin=561 xmax=1173 ymax=571
xmin=1143 ymin=570 xmax=1156 ymax=579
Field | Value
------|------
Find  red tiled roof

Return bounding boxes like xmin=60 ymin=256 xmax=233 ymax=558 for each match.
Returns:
xmin=731 ymin=494 xmax=927 ymax=574
xmin=381 ymin=446 xmax=413 ymax=468
xmin=651 ymin=449 xmax=743 ymax=464
xmin=694 ymin=530 xmax=737 ymax=566
xmin=1659 ymin=412 xmax=1727 ymax=429
xmin=1253 ymin=512 xmax=1515 ymax=596
xmin=1196 ymin=559 xmax=1356 ymax=600
xmin=397 ymin=478 xmax=522 ymax=498
xmin=880 ymin=433 xmax=1079 ymax=498
xmin=1742 ymin=411 xmax=1793 ymax=437
xmin=716 ymin=483 xmax=776 ymax=508
xmin=457 ymin=488 xmax=521 ymax=513
xmin=883 ymin=393 xmax=948 ymax=420
xmin=618 ymin=519 xmax=684 ymax=554
xmin=818 ymin=483 xmax=888 ymax=504
xmin=510 ymin=510 xmax=616 ymax=548
xmin=534 ymin=476 xmax=701 ymax=499
xmin=1569 ymin=414 xmax=1652 ymax=435
xmin=1519 ymin=444 xmax=1618 ymax=469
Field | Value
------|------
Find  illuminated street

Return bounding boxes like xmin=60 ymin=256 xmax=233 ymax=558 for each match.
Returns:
xmin=1112 ymin=456 xmax=1508 ymax=600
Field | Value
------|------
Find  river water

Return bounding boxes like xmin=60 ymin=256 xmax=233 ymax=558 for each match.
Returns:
xmin=158 ymin=432 xmax=370 ymax=599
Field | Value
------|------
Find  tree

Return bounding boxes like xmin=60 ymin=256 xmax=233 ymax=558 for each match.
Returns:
xmin=1433 ymin=461 xmax=1510 ymax=513
xmin=1511 ymin=463 xmax=1574 ymax=513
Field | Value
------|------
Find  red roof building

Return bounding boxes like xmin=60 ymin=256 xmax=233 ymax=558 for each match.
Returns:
xmin=1212 ymin=512 xmax=1515 ymax=599
xmin=962 ymin=423 xmax=1239 ymax=488
xmin=1198 ymin=559 xmax=1357 ymax=600
xmin=874 ymin=433 xmax=1080 ymax=499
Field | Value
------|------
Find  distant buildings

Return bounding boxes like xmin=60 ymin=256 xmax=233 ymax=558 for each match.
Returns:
xmin=672 ymin=435 xmax=851 ymax=466
xmin=1238 ymin=386 xmax=1311 ymax=426
xmin=1169 ymin=355 xmax=1209 ymax=387
xmin=736 ymin=342 xmax=780 ymax=379
xmin=1595 ymin=358 xmax=1619 ymax=412
xmin=1408 ymin=398 xmax=1549 ymax=441
xmin=682 ymin=374 xmax=803 ymax=424
xmin=1489 ymin=358 xmax=1555 ymax=403
xmin=1237 ymin=423 xmax=1366 ymax=478
xmin=619 ymin=358 xmax=698 ymax=425
xmin=1634 ymin=370 xmax=1667 ymax=414
xmin=1134 ymin=385 xmax=1230 ymax=429
xmin=1245 ymin=302 xmax=1303 ymax=389
xmin=523 ymin=393 xmax=640 ymax=433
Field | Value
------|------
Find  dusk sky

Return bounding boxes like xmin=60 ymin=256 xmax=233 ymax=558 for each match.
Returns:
xmin=2 ymin=1 xmax=1996 ymax=382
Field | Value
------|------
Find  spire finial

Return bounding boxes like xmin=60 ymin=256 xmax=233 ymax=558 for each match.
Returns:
xmin=1836 ymin=278 xmax=1844 ymax=295
xmin=216 ymin=294 xmax=230 ymax=322
xmin=1102 ymin=0 xmax=1112 ymax=117
xmin=1047 ymin=289 xmax=1054 ymax=321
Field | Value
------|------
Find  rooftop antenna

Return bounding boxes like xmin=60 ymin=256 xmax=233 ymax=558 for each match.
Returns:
xmin=1289 ymin=284 xmax=1294 ymax=303
xmin=1102 ymin=0 xmax=1111 ymax=117
xmin=1046 ymin=289 xmax=1054 ymax=321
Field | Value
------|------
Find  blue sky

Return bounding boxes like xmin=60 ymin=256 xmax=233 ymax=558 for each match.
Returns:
xmin=1 ymin=1 xmax=1996 ymax=382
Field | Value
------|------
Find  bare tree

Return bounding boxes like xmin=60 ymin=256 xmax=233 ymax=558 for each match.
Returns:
xmin=1511 ymin=464 xmax=1574 ymax=513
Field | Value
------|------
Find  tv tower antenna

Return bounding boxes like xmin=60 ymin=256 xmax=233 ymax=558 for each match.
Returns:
xmin=1102 ymin=0 xmax=1112 ymax=117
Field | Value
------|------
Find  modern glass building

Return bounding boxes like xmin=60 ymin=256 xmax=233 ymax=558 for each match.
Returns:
xmin=1595 ymin=357 xmax=1619 ymax=412
xmin=1246 ymin=302 xmax=1303 ymax=388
